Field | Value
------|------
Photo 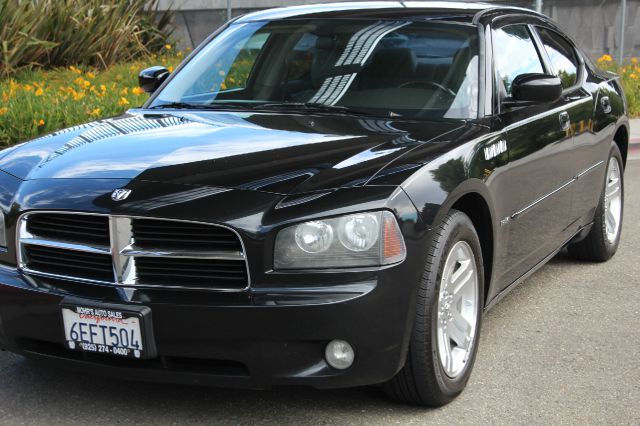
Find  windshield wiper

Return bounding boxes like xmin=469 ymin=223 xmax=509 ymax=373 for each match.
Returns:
xmin=148 ymin=102 xmax=203 ymax=110
xmin=256 ymin=102 xmax=375 ymax=117
xmin=149 ymin=101 xmax=256 ymax=111
xmin=149 ymin=101 xmax=384 ymax=117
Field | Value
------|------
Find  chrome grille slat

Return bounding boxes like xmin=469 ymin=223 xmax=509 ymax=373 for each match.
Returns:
xmin=131 ymin=218 xmax=242 ymax=251
xmin=120 ymin=247 xmax=244 ymax=260
xmin=17 ymin=212 xmax=250 ymax=292
xmin=20 ymin=238 xmax=111 ymax=254
xmin=26 ymin=213 xmax=110 ymax=246
xmin=24 ymin=245 xmax=115 ymax=282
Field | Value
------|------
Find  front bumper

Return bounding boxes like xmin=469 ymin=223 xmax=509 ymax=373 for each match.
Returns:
xmin=0 ymin=262 xmax=420 ymax=389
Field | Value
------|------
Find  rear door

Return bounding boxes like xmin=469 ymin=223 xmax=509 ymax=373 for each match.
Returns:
xmin=533 ymin=26 xmax=600 ymax=230
xmin=492 ymin=23 xmax=576 ymax=287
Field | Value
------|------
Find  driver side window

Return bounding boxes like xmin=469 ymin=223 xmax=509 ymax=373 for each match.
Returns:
xmin=493 ymin=25 xmax=545 ymax=98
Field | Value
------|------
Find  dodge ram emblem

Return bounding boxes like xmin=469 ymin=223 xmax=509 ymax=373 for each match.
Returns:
xmin=111 ymin=189 xmax=132 ymax=201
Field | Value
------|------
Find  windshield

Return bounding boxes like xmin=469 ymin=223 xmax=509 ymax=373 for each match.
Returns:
xmin=150 ymin=19 xmax=479 ymax=119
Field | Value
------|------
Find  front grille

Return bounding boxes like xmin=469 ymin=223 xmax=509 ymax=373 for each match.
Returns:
xmin=136 ymin=257 xmax=248 ymax=289
xmin=18 ymin=212 xmax=249 ymax=291
xmin=132 ymin=219 xmax=242 ymax=251
xmin=26 ymin=213 xmax=110 ymax=246
xmin=24 ymin=245 xmax=114 ymax=282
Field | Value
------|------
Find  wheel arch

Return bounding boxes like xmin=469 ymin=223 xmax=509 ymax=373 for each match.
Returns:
xmin=431 ymin=180 xmax=498 ymax=307
xmin=613 ymin=124 xmax=629 ymax=169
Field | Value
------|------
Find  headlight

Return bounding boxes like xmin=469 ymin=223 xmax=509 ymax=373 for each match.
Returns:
xmin=0 ymin=211 xmax=6 ymax=248
xmin=274 ymin=211 xmax=406 ymax=269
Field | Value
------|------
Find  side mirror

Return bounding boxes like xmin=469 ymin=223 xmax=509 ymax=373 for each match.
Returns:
xmin=509 ymin=73 xmax=562 ymax=105
xmin=138 ymin=66 xmax=170 ymax=94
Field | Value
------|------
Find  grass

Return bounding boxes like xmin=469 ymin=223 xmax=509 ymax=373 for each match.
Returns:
xmin=0 ymin=46 xmax=182 ymax=148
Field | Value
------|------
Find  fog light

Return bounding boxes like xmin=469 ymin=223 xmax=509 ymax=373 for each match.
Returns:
xmin=325 ymin=340 xmax=355 ymax=370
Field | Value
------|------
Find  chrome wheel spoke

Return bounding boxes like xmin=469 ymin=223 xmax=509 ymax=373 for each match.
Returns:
xmin=439 ymin=333 xmax=454 ymax=373
xmin=451 ymin=259 xmax=473 ymax=295
xmin=449 ymin=309 xmax=472 ymax=351
xmin=606 ymin=182 xmax=620 ymax=199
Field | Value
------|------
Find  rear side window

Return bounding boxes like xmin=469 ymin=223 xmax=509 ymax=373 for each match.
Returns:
xmin=493 ymin=25 xmax=544 ymax=96
xmin=535 ymin=27 xmax=579 ymax=89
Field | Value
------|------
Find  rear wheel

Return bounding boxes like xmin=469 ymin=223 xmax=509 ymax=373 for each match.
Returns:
xmin=568 ymin=143 xmax=624 ymax=262
xmin=383 ymin=209 xmax=483 ymax=406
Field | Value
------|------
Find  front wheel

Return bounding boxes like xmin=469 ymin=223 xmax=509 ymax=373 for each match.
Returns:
xmin=383 ymin=209 xmax=484 ymax=406
xmin=568 ymin=143 xmax=624 ymax=262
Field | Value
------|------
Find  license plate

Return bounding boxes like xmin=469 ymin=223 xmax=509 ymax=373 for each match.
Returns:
xmin=61 ymin=304 xmax=149 ymax=359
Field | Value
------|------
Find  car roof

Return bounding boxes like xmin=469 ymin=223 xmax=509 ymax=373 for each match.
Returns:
xmin=234 ymin=1 xmax=539 ymax=24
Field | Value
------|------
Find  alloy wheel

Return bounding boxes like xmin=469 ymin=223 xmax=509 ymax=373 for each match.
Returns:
xmin=436 ymin=241 xmax=479 ymax=378
xmin=604 ymin=157 xmax=622 ymax=244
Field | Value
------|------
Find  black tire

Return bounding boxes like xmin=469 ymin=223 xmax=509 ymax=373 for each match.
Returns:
xmin=568 ymin=143 xmax=624 ymax=262
xmin=383 ymin=209 xmax=484 ymax=406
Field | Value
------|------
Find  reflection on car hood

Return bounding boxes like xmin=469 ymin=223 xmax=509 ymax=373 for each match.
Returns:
xmin=0 ymin=110 xmax=466 ymax=195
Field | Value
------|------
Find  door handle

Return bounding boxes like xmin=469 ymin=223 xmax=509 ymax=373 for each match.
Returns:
xmin=559 ymin=111 xmax=571 ymax=131
xmin=601 ymin=96 xmax=612 ymax=114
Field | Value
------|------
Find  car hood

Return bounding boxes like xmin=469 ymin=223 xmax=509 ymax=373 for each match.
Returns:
xmin=0 ymin=110 xmax=466 ymax=195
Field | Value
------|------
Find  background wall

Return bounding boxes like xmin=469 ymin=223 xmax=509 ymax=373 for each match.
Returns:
xmin=158 ymin=0 xmax=640 ymax=61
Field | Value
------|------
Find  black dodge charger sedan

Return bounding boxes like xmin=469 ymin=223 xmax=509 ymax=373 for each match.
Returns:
xmin=0 ymin=2 xmax=628 ymax=406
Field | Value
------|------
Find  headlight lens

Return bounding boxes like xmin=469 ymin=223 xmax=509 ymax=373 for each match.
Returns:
xmin=337 ymin=214 xmax=379 ymax=252
xmin=294 ymin=221 xmax=334 ymax=253
xmin=274 ymin=211 xmax=406 ymax=269
xmin=0 ymin=211 xmax=6 ymax=248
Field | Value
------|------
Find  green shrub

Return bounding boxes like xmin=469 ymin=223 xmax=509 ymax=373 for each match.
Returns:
xmin=0 ymin=0 xmax=173 ymax=77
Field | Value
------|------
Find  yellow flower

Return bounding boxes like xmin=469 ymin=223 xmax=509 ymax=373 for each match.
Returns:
xmin=118 ymin=97 xmax=130 ymax=106
xmin=83 ymin=80 xmax=91 ymax=89
xmin=38 ymin=119 xmax=45 ymax=126
xmin=89 ymin=108 xmax=101 ymax=117
xmin=0 ymin=107 xmax=8 ymax=116
xmin=35 ymin=88 xmax=44 ymax=96
xmin=24 ymin=84 xmax=33 ymax=92
xmin=177 ymin=51 xmax=183 ymax=58
xmin=100 ymin=84 xmax=107 ymax=93
xmin=86 ymin=72 xmax=95 ymax=79
xmin=69 ymin=66 xmax=82 ymax=74
xmin=2 ymin=92 xmax=8 ymax=103
xmin=632 ymin=57 xmax=639 ymax=65
xmin=165 ymin=44 xmax=172 ymax=50
xmin=74 ymin=77 xmax=84 ymax=86
xmin=120 ymin=87 xmax=129 ymax=96
xmin=597 ymin=54 xmax=613 ymax=63
xmin=168 ymin=66 xmax=174 ymax=73
xmin=132 ymin=87 xmax=144 ymax=95
xmin=72 ymin=91 xmax=84 ymax=101
xmin=630 ymin=73 xmax=638 ymax=79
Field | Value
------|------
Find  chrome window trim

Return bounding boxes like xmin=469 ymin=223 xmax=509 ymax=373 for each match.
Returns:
xmin=16 ymin=211 xmax=251 ymax=293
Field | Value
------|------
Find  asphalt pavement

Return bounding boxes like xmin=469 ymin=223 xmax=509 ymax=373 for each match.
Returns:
xmin=0 ymin=161 xmax=638 ymax=425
